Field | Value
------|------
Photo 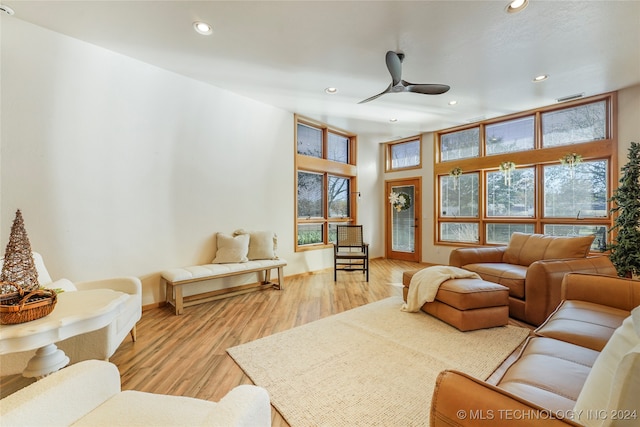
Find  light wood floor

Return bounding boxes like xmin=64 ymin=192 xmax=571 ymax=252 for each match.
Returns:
xmin=1 ymin=258 xmax=533 ymax=426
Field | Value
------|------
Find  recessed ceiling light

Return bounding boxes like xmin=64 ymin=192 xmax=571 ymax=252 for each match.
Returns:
xmin=193 ymin=21 xmax=213 ymax=36
xmin=533 ymin=74 xmax=549 ymax=82
xmin=389 ymin=118 xmax=398 ymax=123
xmin=324 ymin=87 xmax=338 ymax=94
xmin=0 ymin=4 xmax=15 ymax=15
xmin=448 ymin=100 xmax=458 ymax=106
xmin=505 ymin=0 xmax=529 ymax=13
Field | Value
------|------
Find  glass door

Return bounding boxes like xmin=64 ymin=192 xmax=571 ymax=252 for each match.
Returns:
xmin=385 ymin=178 xmax=421 ymax=261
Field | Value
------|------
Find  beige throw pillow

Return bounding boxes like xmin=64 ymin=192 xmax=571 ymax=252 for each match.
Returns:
xmin=212 ymin=233 xmax=250 ymax=264
xmin=234 ymin=230 xmax=278 ymax=260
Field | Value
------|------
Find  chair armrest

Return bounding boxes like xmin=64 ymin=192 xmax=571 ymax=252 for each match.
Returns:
xmin=524 ymin=256 xmax=617 ymax=326
xmin=561 ymin=272 xmax=640 ymax=310
xmin=212 ymin=384 xmax=272 ymax=427
xmin=75 ymin=276 xmax=142 ymax=297
xmin=430 ymin=370 xmax=581 ymax=427
xmin=449 ymin=246 xmax=506 ymax=267
xmin=0 ymin=360 xmax=120 ymax=426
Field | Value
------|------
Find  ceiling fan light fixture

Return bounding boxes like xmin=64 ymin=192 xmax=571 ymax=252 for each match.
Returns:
xmin=505 ymin=0 xmax=529 ymax=14
xmin=193 ymin=21 xmax=213 ymax=35
xmin=358 ymin=51 xmax=451 ymax=104
xmin=533 ymin=74 xmax=549 ymax=82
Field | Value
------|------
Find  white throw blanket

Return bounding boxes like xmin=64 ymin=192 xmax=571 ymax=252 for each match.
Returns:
xmin=402 ymin=266 xmax=481 ymax=312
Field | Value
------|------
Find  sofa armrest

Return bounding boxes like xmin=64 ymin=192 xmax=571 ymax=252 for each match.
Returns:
xmin=212 ymin=384 xmax=272 ymax=427
xmin=430 ymin=370 xmax=581 ymax=427
xmin=449 ymin=246 xmax=506 ymax=267
xmin=75 ymin=276 xmax=142 ymax=298
xmin=0 ymin=360 xmax=121 ymax=426
xmin=524 ymin=256 xmax=617 ymax=326
xmin=561 ymin=272 xmax=640 ymax=310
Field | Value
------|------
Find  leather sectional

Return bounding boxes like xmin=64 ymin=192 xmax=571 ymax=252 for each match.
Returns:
xmin=430 ymin=272 xmax=640 ymax=426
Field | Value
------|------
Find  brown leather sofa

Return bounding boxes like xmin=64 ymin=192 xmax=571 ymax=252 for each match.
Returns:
xmin=430 ymin=272 xmax=640 ymax=426
xmin=449 ymin=233 xmax=617 ymax=326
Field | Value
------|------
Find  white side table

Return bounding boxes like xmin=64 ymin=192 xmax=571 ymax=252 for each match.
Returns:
xmin=0 ymin=289 xmax=129 ymax=378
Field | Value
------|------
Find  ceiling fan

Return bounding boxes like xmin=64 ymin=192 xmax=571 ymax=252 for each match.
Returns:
xmin=358 ymin=51 xmax=450 ymax=104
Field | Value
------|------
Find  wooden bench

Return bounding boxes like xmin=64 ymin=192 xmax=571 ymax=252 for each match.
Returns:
xmin=161 ymin=259 xmax=286 ymax=315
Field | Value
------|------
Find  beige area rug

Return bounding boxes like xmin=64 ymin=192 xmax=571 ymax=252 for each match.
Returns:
xmin=227 ymin=296 xmax=530 ymax=427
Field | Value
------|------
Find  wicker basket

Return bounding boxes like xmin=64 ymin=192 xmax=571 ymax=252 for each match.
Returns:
xmin=0 ymin=285 xmax=57 ymax=325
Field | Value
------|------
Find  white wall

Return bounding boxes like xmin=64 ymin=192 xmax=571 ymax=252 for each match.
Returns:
xmin=0 ymin=18 xmax=351 ymax=305
xmin=382 ymin=85 xmax=640 ymax=266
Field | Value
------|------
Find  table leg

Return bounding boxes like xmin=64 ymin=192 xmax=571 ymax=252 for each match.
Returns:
xmin=22 ymin=343 xmax=70 ymax=379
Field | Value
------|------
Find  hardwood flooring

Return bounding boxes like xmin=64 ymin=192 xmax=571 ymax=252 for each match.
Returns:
xmin=1 ymin=258 xmax=533 ymax=426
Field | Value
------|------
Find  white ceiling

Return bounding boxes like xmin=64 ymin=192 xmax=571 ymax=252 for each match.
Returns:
xmin=3 ymin=0 xmax=640 ymax=142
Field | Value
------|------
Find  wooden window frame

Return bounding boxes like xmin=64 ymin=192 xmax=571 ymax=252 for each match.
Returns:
xmin=384 ymin=136 xmax=423 ymax=172
xmin=295 ymin=115 xmax=358 ymax=252
xmin=434 ymin=92 xmax=618 ymax=248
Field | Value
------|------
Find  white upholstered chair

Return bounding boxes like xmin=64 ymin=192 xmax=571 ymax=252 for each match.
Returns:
xmin=0 ymin=252 xmax=142 ymax=376
xmin=1 ymin=360 xmax=271 ymax=427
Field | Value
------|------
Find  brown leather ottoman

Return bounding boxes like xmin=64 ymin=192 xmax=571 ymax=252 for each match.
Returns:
xmin=403 ymin=269 xmax=509 ymax=331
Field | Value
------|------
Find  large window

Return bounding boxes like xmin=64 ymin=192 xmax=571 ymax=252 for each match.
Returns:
xmin=435 ymin=93 xmax=616 ymax=250
xmin=296 ymin=116 xmax=357 ymax=250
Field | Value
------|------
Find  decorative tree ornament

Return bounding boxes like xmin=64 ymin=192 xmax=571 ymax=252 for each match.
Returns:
xmin=0 ymin=209 xmax=39 ymax=295
xmin=449 ymin=167 xmax=463 ymax=190
xmin=499 ymin=161 xmax=516 ymax=186
xmin=608 ymin=142 xmax=640 ymax=278
xmin=560 ymin=153 xmax=583 ymax=178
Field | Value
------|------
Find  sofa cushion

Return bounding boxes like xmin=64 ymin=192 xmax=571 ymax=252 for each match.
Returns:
xmin=212 ymin=233 xmax=250 ymax=264
xmin=503 ymin=232 xmax=594 ymax=266
xmin=234 ymin=230 xmax=278 ymax=261
xmin=498 ymin=336 xmax=600 ymax=414
xmin=462 ymin=263 xmax=526 ymax=298
xmin=72 ymin=390 xmax=219 ymax=426
xmin=573 ymin=307 xmax=640 ymax=427
xmin=535 ymin=300 xmax=628 ymax=351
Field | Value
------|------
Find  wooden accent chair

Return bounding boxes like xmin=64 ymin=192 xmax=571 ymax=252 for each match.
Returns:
xmin=334 ymin=225 xmax=369 ymax=281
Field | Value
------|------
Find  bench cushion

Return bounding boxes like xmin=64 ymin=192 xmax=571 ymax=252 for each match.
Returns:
xmin=162 ymin=259 xmax=287 ymax=283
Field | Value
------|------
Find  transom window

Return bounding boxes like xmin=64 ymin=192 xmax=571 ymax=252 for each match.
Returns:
xmin=385 ymin=137 xmax=422 ymax=172
xmin=295 ymin=116 xmax=357 ymax=250
xmin=435 ymin=93 xmax=615 ymax=251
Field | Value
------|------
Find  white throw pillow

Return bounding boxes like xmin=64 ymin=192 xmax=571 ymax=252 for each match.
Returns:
xmin=234 ymin=230 xmax=278 ymax=260
xmin=211 ymin=233 xmax=250 ymax=264
xmin=573 ymin=306 xmax=640 ymax=427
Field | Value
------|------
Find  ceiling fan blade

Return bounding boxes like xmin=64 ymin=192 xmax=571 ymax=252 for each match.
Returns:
xmin=358 ymin=84 xmax=392 ymax=104
xmin=385 ymin=51 xmax=403 ymax=86
xmin=403 ymin=82 xmax=451 ymax=95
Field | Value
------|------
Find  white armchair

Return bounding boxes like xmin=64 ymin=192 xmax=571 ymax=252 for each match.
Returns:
xmin=0 ymin=360 xmax=272 ymax=427
xmin=0 ymin=253 xmax=142 ymax=376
